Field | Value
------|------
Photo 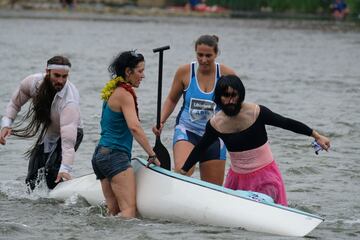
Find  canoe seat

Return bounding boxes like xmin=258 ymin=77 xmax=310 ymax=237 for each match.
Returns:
xmin=234 ymin=190 xmax=274 ymax=204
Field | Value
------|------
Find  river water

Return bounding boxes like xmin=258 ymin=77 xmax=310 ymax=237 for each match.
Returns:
xmin=0 ymin=10 xmax=360 ymax=240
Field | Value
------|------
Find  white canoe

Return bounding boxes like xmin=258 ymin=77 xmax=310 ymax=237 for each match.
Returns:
xmin=49 ymin=157 xmax=324 ymax=237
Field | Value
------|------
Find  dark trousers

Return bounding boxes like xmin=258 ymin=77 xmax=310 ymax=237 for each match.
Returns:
xmin=26 ymin=128 xmax=83 ymax=190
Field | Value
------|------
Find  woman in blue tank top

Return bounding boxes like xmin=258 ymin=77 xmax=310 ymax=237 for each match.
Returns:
xmin=92 ymin=51 xmax=159 ymax=219
xmin=153 ymin=35 xmax=236 ymax=185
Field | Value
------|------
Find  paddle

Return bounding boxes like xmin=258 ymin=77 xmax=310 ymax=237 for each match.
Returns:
xmin=153 ymin=45 xmax=171 ymax=170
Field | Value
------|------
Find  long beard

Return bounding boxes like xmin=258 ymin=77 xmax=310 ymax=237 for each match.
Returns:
xmin=222 ymin=103 xmax=241 ymax=117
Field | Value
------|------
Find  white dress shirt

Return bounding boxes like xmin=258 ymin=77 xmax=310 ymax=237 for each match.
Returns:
xmin=1 ymin=73 xmax=82 ymax=174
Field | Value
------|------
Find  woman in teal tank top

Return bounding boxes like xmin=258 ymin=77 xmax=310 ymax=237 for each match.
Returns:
xmin=91 ymin=51 xmax=159 ymax=219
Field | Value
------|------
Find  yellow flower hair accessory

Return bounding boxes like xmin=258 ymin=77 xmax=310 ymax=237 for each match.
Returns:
xmin=100 ymin=76 xmax=127 ymax=101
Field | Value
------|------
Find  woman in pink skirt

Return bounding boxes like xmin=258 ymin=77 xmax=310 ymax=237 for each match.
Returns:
xmin=180 ymin=75 xmax=330 ymax=206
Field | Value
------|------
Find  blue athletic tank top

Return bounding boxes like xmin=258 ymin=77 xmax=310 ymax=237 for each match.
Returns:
xmin=99 ymin=102 xmax=133 ymax=155
xmin=175 ymin=62 xmax=221 ymax=136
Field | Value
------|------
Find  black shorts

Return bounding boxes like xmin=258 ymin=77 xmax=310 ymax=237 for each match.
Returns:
xmin=26 ymin=128 xmax=83 ymax=190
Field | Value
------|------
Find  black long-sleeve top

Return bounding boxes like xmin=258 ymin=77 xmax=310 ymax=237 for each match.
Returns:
xmin=182 ymin=105 xmax=313 ymax=172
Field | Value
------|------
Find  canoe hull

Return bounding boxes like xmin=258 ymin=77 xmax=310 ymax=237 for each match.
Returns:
xmin=49 ymin=158 xmax=323 ymax=237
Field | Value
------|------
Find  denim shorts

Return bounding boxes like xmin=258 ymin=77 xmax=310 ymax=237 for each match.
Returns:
xmin=91 ymin=145 xmax=131 ymax=180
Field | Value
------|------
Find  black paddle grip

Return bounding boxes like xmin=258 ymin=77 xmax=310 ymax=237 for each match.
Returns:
xmin=153 ymin=45 xmax=170 ymax=53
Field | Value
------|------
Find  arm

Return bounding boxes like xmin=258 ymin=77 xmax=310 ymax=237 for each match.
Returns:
xmin=57 ymin=103 xmax=80 ymax=181
xmin=121 ymin=89 xmax=158 ymax=161
xmin=1 ymin=75 xmax=36 ymax=144
xmin=152 ymin=65 xmax=187 ymax=136
xmin=260 ymin=105 xmax=330 ymax=151
xmin=181 ymin=121 xmax=219 ymax=173
xmin=260 ymin=105 xmax=313 ymax=136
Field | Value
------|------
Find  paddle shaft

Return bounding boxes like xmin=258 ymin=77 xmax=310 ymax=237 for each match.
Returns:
xmin=153 ymin=45 xmax=170 ymax=129
xmin=152 ymin=45 xmax=171 ymax=170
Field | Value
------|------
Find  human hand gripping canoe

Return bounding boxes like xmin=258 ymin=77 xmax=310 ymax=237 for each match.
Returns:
xmin=55 ymin=172 xmax=72 ymax=183
xmin=146 ymin=155 xmax=161 ymax=168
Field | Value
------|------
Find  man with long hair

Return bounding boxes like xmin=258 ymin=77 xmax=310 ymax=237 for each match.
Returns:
xmin=0 ymin=55 xmax=83 ymax=190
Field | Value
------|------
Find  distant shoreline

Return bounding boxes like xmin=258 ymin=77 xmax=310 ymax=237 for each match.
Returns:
xmin=0 ymin=0 xmax=360 ymax=22
xmin=1 ymin=2 xmax=360 ymax=31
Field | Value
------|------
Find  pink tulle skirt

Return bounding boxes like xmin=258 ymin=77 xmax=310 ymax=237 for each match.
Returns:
xmin=224 ymin=161 xmax=288 ymax=206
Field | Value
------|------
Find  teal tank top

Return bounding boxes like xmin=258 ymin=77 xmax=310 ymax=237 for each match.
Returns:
xmin=99 ymin=102 xmax=133 ymax=156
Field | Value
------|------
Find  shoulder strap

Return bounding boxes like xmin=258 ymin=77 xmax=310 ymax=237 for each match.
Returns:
xmin=119 ymin=83 xmax=139 ymax=120
xmin=191 ymin=62 xmax=196 ymax=79
xmin=216 ymin=63 xmax=221 ymax=80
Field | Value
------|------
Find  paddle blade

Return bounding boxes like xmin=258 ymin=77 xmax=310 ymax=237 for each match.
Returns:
xmin=153 ymin=137 xmax=171 ymax=170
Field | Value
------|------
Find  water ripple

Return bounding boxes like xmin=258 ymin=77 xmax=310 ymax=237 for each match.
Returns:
xmin=0 ymin=221 xmax=34 ymax=237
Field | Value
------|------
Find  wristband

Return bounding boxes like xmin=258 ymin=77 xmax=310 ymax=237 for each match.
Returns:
xmin=1 ymin=117 xmax=13 ymax=129
xmin=59 ymin=163 xmax=73 ymax=174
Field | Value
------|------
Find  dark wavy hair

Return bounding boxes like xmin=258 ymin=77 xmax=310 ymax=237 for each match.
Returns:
xmin=214 ymin=75 xmax=245 ymax=109
xmin=12 ymin=55 xmax=71 ymax=156
xmin=108 ymin=51 xmax=144 ymax=78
